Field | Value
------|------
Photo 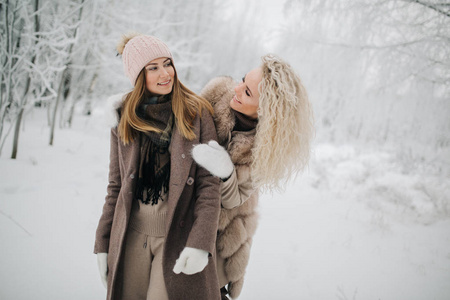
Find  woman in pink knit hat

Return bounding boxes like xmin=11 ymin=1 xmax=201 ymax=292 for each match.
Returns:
xmin=94 ymin=33 xmax=221 ymax=300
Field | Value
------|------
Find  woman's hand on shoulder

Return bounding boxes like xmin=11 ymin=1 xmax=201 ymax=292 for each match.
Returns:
xmin=192 ymin=140 xmax=234 ymax=180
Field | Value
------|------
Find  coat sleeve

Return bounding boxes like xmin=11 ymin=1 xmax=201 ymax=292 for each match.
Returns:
xmin=94 ymin=128 xmax=122 ymax=254
xmin=185 ymin=109 xmax=221 ymax=255
xmin=220 ymin=167 xmax=256 ymax=209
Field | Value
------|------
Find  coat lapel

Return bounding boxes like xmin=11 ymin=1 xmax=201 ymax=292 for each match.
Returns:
xmin=119 ymin=133 xmax=141 ymax=217
xmin=166 ymin=123 xmax=198 ymax=231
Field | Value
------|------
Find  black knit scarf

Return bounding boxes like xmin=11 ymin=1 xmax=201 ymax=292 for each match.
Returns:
xmin=135 ymin=95 xmax=173 ymax=205
xmin=232 ymin=108 xmax=258 ymax=132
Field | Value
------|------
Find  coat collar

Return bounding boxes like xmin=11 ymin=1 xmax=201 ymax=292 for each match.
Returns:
xmin=105 ymin=93 xmax=127 ymax=128
xmin=199 ymin=76 xmax=236 ymax=145
xmin=200 ymin=76 xmax=256 ymax=165
xmin=110 ymin=92 xmax=196 ymax=225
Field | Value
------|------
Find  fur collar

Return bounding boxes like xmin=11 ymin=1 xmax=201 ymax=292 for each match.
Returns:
xmin=200 ymin=76 xmax=255 ymax=165
xmin=200 ymin=76 xmax=236 ymax=145
xmin=105 ymin=93 xmax=126 ymax=128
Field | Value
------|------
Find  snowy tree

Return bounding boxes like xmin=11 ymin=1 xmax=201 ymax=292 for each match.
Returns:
xmin=1 ymin=0 xmax=110 ymax=157
xmin=11 ymin=0 xmax=40 ymax=159
xmin=1 ymin=0 xmax=268 ymax=157
xmin=48 ymin=0 xmax=86 ymax=146
xmin=0 ymin=0 xmax=41 ymax=157
xmin=277 ymin=0 xmax=450 ymax=161
xmin=58 ymin=0 xmax=111 ymax=128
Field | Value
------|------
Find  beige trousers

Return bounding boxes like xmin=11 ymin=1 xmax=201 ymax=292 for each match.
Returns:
xmin=120 ymin=227 xmax=169 ymax=300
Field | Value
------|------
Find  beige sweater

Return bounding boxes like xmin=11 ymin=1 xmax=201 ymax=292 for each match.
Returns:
xmin=220 ymin=169 xmax=254 ymax=209
xmin=128 ymin=192 xmax=168 ymax=237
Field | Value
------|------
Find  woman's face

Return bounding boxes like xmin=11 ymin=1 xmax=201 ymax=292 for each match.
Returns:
xmin=230 ymin=67 xmax=262 ymax=119
xmin=144 ymin=57 xmax=175 ymax=95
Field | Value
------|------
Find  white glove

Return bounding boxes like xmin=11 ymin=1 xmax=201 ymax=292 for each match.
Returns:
xmin=97 ymin=253 xmax=108 ymax=288
xmin=173 ymin=247 xmax=209 ymax=275
xmin=192 ymin=140 xmax=234 ymax=179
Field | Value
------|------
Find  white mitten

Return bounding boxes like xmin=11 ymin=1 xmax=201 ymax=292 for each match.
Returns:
xmin=192 ymin=140 xmax=234 ymax=179
xmin=97 ymin=253 xmax=108 ymax=288
xmin=173 ymin=247 xmax=209 ymax=275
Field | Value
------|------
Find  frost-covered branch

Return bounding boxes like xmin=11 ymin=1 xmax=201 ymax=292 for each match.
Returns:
xmin=404 ymin=0 xmax=450 ymax=17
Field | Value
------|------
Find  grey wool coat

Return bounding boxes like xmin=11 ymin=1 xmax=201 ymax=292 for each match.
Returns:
xmin=94 ymin=94 xmax=221 ymax=300
xmin=200 ymin=77 xmax=259 ymax=299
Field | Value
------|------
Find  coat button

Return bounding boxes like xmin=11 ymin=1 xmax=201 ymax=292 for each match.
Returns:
xmin=179 ymin=221 xmax=185 ymax=228
xmin=130 ymin=174 xmax=135 ymax=179
xmin=186 ymin=177 xmax=194 ymax=185
xmin=181 ymin=154 xmax=186 ymax=159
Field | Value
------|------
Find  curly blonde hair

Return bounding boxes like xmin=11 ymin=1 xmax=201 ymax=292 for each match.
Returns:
xmin=252 ymin=54 xmax=314 ymax=191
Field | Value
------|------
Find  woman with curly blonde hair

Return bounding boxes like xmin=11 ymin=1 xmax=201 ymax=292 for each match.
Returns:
xmin=193 ymin=54 xmax=314 ymax=299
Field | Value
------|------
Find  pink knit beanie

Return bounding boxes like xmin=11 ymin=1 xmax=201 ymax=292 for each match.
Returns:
xmin=117 ymin=33 xmax=173 ymax=86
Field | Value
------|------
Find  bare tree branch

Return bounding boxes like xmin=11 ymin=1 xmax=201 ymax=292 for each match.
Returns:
xmin=404 ymin=0 xmax=450 ymax=17
xmin=0 ymin=209 xmax=33 ymax=237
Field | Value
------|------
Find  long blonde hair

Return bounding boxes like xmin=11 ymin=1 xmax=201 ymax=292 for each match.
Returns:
xmin=118 ymin=65 xmax=213 ymax=144
xmin=252 ymin=54 xmax=314 ymax=191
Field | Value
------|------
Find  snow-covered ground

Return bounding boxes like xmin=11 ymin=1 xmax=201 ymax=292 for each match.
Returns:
xmin=0 ymin=106 xmax=449 ymax=300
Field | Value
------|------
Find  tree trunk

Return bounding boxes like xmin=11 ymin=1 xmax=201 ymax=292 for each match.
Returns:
xmin=0 ymin=0 xmax=24 ymax=156
xmin=49 ymin=0 xmax=85 ymax=145
xmin=11 ymin=107 xmax=24 ymax=159
xmin=11 ymin=0 xmax=40 ymax=159
xmin=49 ymin=69 xmax=66 ymax=146
xmin=0 ymin=0 xmax=12 ymax=151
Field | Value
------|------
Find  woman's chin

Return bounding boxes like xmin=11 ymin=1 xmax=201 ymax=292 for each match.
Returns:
xmin=229 ymin=99 xmax=240 ymax=112
xmin=149 ymin=85 xmax=173 ymax=95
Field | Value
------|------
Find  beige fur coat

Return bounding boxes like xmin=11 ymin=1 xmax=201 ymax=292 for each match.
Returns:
xmin=201 ymin=77 xmax=259 ymax=299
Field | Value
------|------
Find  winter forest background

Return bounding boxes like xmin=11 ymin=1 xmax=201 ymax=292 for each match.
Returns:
xmin=1 ymin=0 xmax=449 ymax=299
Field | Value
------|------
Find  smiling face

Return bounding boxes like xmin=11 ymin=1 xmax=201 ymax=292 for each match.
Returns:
xmin=230 ymin=67 xmax=262 ymax=119
xmin=144 ymin=57 xmax=175 ymax=95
